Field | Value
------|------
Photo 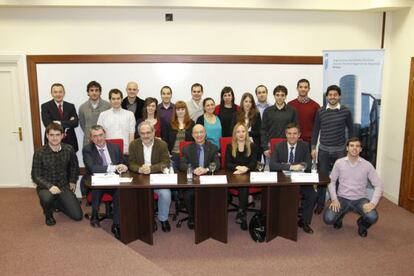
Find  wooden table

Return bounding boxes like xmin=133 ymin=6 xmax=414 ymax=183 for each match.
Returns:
xmin=88 ymin=171 xmax=329 ymax=245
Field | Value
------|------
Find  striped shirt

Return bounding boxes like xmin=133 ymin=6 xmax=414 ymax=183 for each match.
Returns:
xmin=328 ymin=156 xmax=383 ymax=206
xmin=311 ymin=105 xmax=353 ymax=151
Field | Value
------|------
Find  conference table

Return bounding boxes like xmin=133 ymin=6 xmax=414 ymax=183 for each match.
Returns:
xmin=88 ymin=170 xmax=329 ymax=245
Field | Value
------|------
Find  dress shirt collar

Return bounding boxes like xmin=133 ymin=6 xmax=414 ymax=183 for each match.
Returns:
xmin=192 ymin=99 xmax=203 ymax=108
xmin=54 ymin=100 xmax=64 ymax=107
xmin=274 ymin=103 xmax=286 ymax=111
xmin=48 ymin=144 xmax=62 ymax=152
xmin=326 ymin=103 xmax=341 ymax=110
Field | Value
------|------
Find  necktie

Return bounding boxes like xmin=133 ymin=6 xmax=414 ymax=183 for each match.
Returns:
xmin=198 ymin=145 xmax=204 ymax=168
xmin=58 ymin=103 xmax=64 ymax=119
xmin=289 ymin=146 xmax=294 ymax=164
xmin=99 ymin=148 xmax=108 ymax=166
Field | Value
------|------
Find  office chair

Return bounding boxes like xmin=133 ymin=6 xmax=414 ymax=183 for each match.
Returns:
xmin=218 ymin=137 xmax=262 ymax=213
xmin=84 ymin=138 xmax=123 ymax=222
xmin=175 ymin=141 xmax=193 ymax=228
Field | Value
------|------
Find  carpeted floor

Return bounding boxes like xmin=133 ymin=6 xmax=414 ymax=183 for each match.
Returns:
xmin=1 ymin=188 xmax=414 ymax=275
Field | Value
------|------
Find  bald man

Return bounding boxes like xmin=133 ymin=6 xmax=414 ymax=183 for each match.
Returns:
xmin=121 ymin=81 xmax=145 ymax=122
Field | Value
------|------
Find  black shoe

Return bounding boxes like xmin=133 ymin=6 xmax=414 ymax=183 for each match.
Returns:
xmin=90 ymin=210 xmax=100 ymax=228
xmin=187 ymin=217 xmax=195 ymax=230
xmin=236 ymin=211 xmax=248 ymax=231
xmin=160 ymin=220 xmax=171 ymax=232
xmin=314 ymin=205 xmax=324 ymax=215
xmin=333 ymin=219 xmax=343 ymax=229
xmin=45 ymin=216 xmax=56 ymax=226
xmin=240 ymin=219 xmax=248 ymax=231
xmin=111 ymin=224 xmax=121 ymax=240
xmin=153 ymin=221 xmax=157 ymax=233
xmin=298 ymin=220 xmax=314 ymax=234
xmin=357 ymin=218 xmax=368 ymax=238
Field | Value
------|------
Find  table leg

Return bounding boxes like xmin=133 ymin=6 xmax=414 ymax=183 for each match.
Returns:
xmin=266 ymin=185 xmax=300 ymax=242
xmin=119 ymin=189 xmax=154 ymax=245
xmin=195 ymin=187 xmax=228 ymax=244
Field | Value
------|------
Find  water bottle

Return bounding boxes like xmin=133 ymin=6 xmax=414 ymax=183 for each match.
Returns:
xmin=169 ymin=160 xmax=175 ymax=174
xmin=311 ymin=160 xmax=317 ymax=173
xmin=264 ymin=157 xmax=270 ymax=172
xmin=187 ymin=164 xmax=193 ymax=183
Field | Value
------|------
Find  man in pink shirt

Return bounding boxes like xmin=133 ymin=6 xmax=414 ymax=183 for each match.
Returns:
xmin=323 ymin=137 xmax=384 ymax=237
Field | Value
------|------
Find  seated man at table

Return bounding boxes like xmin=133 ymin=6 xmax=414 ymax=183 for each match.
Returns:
xmin=323 ymin=137 xmax=384 ymax=238
xmin=129 ymin=121 xmax=172 ymax=232
xmin=269 ymin=123 xmax=316 ymax=234
xmin=31 ymin=122 xmax=83 ymax=226
xmin=82 ymin=125 xmax=128 ymax=239
xmin=179 ymin=124 xmax=220 ymax=229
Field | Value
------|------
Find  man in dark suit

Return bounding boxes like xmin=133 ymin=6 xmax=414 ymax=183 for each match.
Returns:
xmin=83 ymin=125 xmax=128 ymax=239
xmin=41 ymin=83 xmax=79 ymax=152
xmin=179 ymin=124 xmax=220 ymax=229
xmin=128 ymin=121 xmax=172 ymax=232
xmin=270 ymin=122 xmax=317 ymax=234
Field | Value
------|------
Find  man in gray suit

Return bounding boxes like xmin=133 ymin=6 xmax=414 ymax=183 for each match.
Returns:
xmin=83 ymin=125 xmax=128 ymax=239
xmin=270 ymin=123 xmax=317 ymax=234
xmin=128 ymin=121 xmax=172 ymax=232
xmin=179 ymin=124 xmax=220 ymax=229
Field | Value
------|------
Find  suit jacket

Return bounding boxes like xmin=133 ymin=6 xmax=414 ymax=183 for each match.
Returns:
xmin=121 ymin=97 xmax=145 ymax=121
xmin=269 ymin=140 xmax=311 ymax=172
xmin=41 ymin=100 xmax=79 ymax=152
xmin=82 ymin=142 xmax=124 ymax=176
xmin=179 ymin=141 xmax=220 ymax=172
xmin=128 ymin=138 xmax=170 ymax=173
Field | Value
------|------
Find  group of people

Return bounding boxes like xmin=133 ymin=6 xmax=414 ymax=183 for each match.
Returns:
xmin=31 ymin=79 xmax=384 ymax=240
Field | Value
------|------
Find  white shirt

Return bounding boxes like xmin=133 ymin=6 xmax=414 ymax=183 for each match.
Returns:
xmin=187 ymin=99 xmax=203 ymax=121
xmin=97 ymin=108 xmax=136 ymax=154
xmin=286 ymin=142 xmax=297 ymax=163
xmin=326 ymin=103 xmax=341 ymax=110
xmin=143 ymin=141 xmax=154 ymax=165
xmin=95 ymin=144 xmax=116 ymax=173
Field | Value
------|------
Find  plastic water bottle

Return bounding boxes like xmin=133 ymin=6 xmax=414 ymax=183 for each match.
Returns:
xmin=187 ymin=164 xmax=193 ymax=183
xmin=264 ymin=157 xmax=270 ymax=172
xmin=311 ymin=160 xmax=317 ymax=173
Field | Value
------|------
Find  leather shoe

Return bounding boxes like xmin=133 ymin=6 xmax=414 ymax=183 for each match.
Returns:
xmin=298 ymin=220 xmax=314 ymax=234
xmin=357 ymin=218 xmax=368 ymax=238
xmin=187 ymin=217 xmax=195 ymax=230
xmin=160 ymin=220 xmax=171 ymax=232
xmin=314 ymin=205 xmax=324 ymax=215
xmin=90 ymin=210 xmax=100 ymax=228
xmin=45 ymin=216 xmax=56 ymax=226
xmin=111 ymin=224 xmax=121 ymax=240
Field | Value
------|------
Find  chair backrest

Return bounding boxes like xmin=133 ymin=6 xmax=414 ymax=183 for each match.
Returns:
xmin=270 ymin=138 xmax=286 ymax=155
xmin=106 ymin=139 xmax=124 ymax=153
xmin=219 ymin=137 xmax=233 ymax=168
xmin=179 ymin=140 xmax=193 ymax=158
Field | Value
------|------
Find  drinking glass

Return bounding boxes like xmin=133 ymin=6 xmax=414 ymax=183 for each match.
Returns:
xmin=209 ymin=162 xmax=217 ymax=175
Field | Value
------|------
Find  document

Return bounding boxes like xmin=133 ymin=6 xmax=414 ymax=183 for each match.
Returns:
xmin=91 ymin=173 xmax=120 ymax=186
xmin=199 ymin=175 xmax=227 ymax=184
xmin=290 ymin=172 xmax=319 ymax=183
xmin=150 ymin=174 xmax=178 ymax=185
xmin=250 ymin=172 xmax=278 ymax=183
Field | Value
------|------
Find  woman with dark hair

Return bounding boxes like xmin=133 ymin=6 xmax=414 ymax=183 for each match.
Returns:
xmin=235 ymin=92 xmax=262 ymax=159
xmin=196 ymin=97 xmax=222 ymax=149
xmin=214 ymin=86 xmax=239 ymax=137
xmin=225 ymin=123 xmax=258 ymax=230
xmin=136 ymin=97 xmax=162 ymax=138
xmin=162 ymin=101 xmax=195 ymax=168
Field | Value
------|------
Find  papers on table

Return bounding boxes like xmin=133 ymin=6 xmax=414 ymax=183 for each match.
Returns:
xmin=199 ymin=175 xmax=228 ymax=184
xmin=119 ymin=177 xmax=133 ymax=183
xmin=150 ymin=174 xmax=177 ymax=185
xmin=250 ymin=172 xmax=278 ymax=183
xmin=91 ymin=173 xmax=120 ymax=186
xmin=290 ymin=172 xmax=319 ymax=183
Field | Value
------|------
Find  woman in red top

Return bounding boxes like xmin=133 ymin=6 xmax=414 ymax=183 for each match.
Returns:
xmin=214 ymin=86 xmax=239 ymax=137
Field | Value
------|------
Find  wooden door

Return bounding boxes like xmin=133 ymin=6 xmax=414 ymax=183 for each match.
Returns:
xmin=399 ymin=57 xmax=414 ymax=213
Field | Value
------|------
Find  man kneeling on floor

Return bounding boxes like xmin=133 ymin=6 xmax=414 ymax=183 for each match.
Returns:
xmin=31 ymin=123 xmax=83 ymax=226
xmin=323 ymin=137 xmax=384 ymax=237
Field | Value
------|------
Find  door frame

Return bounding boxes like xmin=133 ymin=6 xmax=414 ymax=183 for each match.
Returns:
xmin=399 ymin=57 xmax=414 ymax=212
xmin=0 ymin=55 xmax=34 ymax=187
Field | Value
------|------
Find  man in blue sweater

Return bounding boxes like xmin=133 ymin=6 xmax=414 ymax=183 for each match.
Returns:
xmin=311 ymin=85 xmax=353 ymax=214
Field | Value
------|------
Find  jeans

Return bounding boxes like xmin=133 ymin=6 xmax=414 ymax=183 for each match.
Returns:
xmin=38 ymin=188 xmax=83 ymax=221
xmin=316 ymin=148 xmax=346 ymax=208
xmin=155 ymin=189 xmax=171 ymax=222
xmin=323 ymin=197 xmax=378 ymax=228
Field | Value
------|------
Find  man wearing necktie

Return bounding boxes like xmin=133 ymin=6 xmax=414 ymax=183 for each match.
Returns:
xmin=270 ymin=123 xmax=317 ymax=234
xmin=83 ymin=125 xmax=128 ymax=239
xmin=41 ymin=83 xmax=79 ymax=152
xmin=179 ymin=124 xmax=220 ymax=229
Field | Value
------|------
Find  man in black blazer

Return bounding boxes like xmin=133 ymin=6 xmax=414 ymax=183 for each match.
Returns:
xmin=41 ymin=83 xmax=79 ymax=152
xmin=179 ymin=124 xmax=220 ymax=229
xmin=121 ymin=81 xmax=145 ymax=122
xmin=270 ymin=123 xmax=317 ymax=234
xmin=83 ymin=125 xmax=128 ymax=239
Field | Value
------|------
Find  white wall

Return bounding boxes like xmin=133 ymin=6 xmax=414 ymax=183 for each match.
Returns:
xmin=379 ymin=6 xmax=414 ymax=203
